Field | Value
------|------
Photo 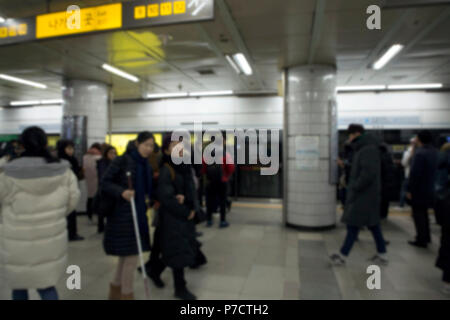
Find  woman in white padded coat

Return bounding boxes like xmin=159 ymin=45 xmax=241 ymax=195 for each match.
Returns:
xmin=0 ymin=126 xmax=80 ymax=300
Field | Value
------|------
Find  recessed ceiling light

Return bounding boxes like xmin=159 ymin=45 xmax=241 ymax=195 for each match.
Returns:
xmin=372 ymin=44 xmax=404 ymax=70
xmin=387 ymin=83 xmax=443 ymax=90
xmin=147 ymin=92 xmax=188 ymax=99
xmin=336 ymin=85 xmax=386 ymax=92
xmin=0 ymin=74 xmax=47 ymax=89
xmin=189 ymin=90 xmax=234 ymax=97
xmin=102 ymin=63 xmax=139 ymax=83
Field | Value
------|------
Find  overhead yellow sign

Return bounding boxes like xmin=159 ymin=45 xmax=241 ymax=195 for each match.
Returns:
xmin=36 ymin=3 xmax=122 ymax=39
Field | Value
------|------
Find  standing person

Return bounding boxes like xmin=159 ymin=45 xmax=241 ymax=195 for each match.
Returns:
xmin=398 ymin=137 xmax=417 ymax=209
xmin=83 ymin=143 xmax=102 ymax=222
xmin=379 ymin=143 xmax=396 ymax=219
xmin=58 ymin=139 xmax=85 ymax=241
xmin=0 ymin=126 xmax=80 ymax=300
xmin=407 ymin=130 xmax=439 ymax=248
xmin=203 ymin=140 xmax=235 ymax=228
xmin=95 ymin=145 xmax=117 ymax=233
xmin=154 ymin=135 xmax=198 ymax=300
xmin=435 ymin=142 xmax=450 ymax=294
xmin=330 ymin=124 xmax=388 ymax=266
xmin=101 ymin=132 xmax=154 ymax=300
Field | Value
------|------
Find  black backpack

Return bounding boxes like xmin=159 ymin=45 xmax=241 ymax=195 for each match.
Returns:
xmin=206 ymin=163 xmax=223 ymax=184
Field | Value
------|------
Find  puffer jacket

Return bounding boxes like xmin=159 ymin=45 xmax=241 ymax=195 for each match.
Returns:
xmin=0 ymin=157 xmax=80 ymax=289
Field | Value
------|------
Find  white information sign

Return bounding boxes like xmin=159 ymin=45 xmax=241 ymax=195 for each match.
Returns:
xmin=295 ymin=135 xmax=320 ymax=170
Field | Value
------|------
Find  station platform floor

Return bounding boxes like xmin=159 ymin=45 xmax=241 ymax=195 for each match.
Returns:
xmin=1 ymin=201 xmax=449 ymax=300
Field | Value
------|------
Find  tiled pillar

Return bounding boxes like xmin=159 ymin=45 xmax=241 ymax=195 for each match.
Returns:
xmin=62 ymin=80 xmax=109 ymax=149
xmin=284 ymin=65 xmax=337 ymax=229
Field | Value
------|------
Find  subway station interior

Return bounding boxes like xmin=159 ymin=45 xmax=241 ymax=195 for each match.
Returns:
xmin=0 ymin=0 xmax=450 ymax=301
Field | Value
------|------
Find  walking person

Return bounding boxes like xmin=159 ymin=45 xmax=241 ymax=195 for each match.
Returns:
xmin=203 ymin=139 xmax=235 ymax=228
xmin=83 ymin=143 xmax=102 ymax=222
xmin=0 ymin=126 xmax=80 ymax=300
xmin=95 ymin=145 xmax=117 ymax=233
xmin=57 ymin=139 xmax=85 ymax=241
xmin=407 ymin=130 xmax=439 ymax=248
xmin=330 ymin=124 xmax=388 ymax=266
xmin=435 ymin=142 xmax=450 ymax=294
xmin=152 ymin=135 xmax=198 ymax=300
xmin=101 ymin=132 xmax=155 ymax=300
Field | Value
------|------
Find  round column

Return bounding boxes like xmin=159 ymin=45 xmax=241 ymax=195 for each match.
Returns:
xmin=284 ymin=65 xmax=337 ymax=229
xmin=62 ymin=79 xmax=109 ymax=151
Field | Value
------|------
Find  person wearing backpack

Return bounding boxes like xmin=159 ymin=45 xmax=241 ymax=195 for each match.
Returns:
xmin=202 ymin=142 xmax=235 ymax=228
xmin=153 ymin=135 xmax=198 ymax=300
xmin=101 ymin=132 xmax=154 ymax=300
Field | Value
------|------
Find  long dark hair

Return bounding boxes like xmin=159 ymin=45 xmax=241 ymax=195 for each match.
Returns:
xmin=19 ymin=126 xmax=59 ymax=163
xmin=57 ymin=139 xmax=75 ymax=159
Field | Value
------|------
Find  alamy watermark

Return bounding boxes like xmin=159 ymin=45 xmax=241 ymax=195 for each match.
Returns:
xmin=168 ymin=122 xmax=280 ymax=176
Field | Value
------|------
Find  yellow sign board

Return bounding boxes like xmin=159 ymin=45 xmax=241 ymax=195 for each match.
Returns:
xmin=36 ymin=3 xmax=122 ymax=39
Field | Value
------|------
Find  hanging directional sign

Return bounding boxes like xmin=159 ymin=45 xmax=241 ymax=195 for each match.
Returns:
xmin=0 ymin=0 xmax=214 ymax=46
xmin=123 ymin=0 xmax=214 ymax=28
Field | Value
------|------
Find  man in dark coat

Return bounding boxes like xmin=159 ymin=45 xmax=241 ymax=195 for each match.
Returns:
xmin=330 ymin=124 xmax=388 ymax=266
xmin=407 ymin=130 xmax=439 ymax=248
xmin=435 ymin=142 xmax=450 ymax=294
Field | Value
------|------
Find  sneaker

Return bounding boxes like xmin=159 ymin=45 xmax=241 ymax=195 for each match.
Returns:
xmin=219 ymin=221 xmax=229 ymax=228
xmin=206 ymin=220 xmax=213 ymax=227
xmin=369 ymin=254 xmax=389 ymax=265
xmin=69 ymin=235 xmax=84 ymax=242
xmin=175 ymin=288 xmax=197 ymax=300
xmin=329 ymin=253 xmax=346 ymax=266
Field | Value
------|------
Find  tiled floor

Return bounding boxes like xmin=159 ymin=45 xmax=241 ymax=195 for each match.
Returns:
xmin=1 ymin=201 xmax=449 ymax=300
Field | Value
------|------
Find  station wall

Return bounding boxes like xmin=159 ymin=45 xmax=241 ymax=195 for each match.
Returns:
xmin=0 ymin=91 xmax=449 ymax=135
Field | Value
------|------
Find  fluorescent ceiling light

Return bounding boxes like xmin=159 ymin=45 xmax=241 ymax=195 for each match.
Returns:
xmin=147 ymin=92 xmax=188 ymax=99
xmin=232 ymin=53 xmax=253 ymax=76
xmin=0 ymin=17 xmax=5 ymax=23
xmin=0 ymin=74 xmax=47 ymax=89
xmin=225 ymin=55 xmax=241 ymax=74
xmin=372 ymin=44 xmax=404 ymax=70
xmin=10 ymin=99 xmax=63 ymax=106
xmin=40 ymin=99 xmax=64 ymax=104
xmin=102 ymin=63 xmax=139 ymax=83
xmin=189 ymin=90 xmax=234 ymax=97
xmin=10 ymin=100 xmax=40 ymax=106
xmin=387 ymin=83 xmax=443 ymax=90
xmin=337 ymin=85 xmax=386 ymax=92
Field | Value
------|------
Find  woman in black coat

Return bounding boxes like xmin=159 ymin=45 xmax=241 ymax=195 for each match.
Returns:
xmin=101 ymin=132 xmax=154 ymax=300
xmin=57 ymin=139 xmax=84 ymax=241
xmin=155 ymin=136 xmax=198 ymax=300
xmin=95 ymin=145 xmax=117 ymax=233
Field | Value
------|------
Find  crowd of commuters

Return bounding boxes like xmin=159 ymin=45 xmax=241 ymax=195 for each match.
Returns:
xmin=0 ymin=124 xmax=448 ymax=298
xmin=0 ymin=127 xmax=234 ymax=300
xmin=332 ymin=124 xmax=450 ymax=294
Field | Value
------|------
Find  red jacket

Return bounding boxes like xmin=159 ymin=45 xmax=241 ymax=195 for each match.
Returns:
xmin=201 ymin=152 xmax=235 ymax=182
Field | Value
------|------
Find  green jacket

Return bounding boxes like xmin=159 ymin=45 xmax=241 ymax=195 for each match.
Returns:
xmin=342 ymin=133 xmax=381 ymax=227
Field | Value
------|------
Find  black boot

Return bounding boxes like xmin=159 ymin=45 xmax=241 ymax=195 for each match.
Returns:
xmin=175 ymin=288 xmax=197 ymax=300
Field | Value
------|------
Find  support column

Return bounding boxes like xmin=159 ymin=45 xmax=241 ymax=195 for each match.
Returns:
xmin=284 ymin=65 xmax=337 ymax=229
xmin=62 ymin=79 xmax=109 ymax=153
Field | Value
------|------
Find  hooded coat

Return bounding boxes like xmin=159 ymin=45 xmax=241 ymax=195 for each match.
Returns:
xmin=341 ymin=133 xmax=382 ymax=227
xmin=0 ymin=157 xmax=80 ymax=289
xmin=101 ymin=142 xmax=152 ymax=256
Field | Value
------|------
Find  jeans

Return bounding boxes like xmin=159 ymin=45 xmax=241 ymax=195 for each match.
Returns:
xmin=399 ymin=178 xmax=409 ymax=207
xmin=341 ymin=225 xmax=387 ymax=257
xmin=12 ymin=287 xmax=58 ymax=300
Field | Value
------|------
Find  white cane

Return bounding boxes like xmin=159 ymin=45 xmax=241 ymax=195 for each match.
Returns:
xmin=127 ymin=172 xmax=150 ymax=300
